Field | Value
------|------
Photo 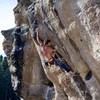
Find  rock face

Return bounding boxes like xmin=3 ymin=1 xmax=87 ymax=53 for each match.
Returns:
xmin=1 ymin=0 xmax=100 ymax=100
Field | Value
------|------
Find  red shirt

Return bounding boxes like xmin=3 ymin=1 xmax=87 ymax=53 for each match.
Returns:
xmin=43 ymin=45 xmax=55 ymax=62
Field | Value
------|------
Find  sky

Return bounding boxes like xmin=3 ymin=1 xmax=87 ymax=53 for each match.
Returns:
xmin=0 ymin=0 xmax=17 ymax=56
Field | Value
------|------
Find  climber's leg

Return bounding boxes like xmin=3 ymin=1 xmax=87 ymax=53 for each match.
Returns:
xmin=54 ymin=59 xmax=72 ymax=72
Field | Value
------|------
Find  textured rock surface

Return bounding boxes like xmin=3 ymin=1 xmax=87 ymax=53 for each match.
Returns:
xmin=1 ymin=0 xmax=100 ymax=100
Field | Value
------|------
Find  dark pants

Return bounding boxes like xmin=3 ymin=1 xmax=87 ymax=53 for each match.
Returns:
xmin=54 ymin=58 xmax=72 ymax=72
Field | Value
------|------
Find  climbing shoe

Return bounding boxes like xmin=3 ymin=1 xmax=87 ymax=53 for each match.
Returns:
xmin=85 ymin=70 xmax=92 ymax=81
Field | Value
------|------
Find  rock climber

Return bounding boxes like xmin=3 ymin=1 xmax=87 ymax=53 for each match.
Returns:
xmin=34 ymin=29 xmax=73 ymax=72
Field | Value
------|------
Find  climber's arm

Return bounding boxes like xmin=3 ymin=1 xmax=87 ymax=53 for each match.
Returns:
xmin=34 ymin=29 xmax=44 ymax=46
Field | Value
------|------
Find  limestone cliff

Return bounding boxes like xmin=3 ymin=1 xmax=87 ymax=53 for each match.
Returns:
xmin=1 ymin=0 xmax=100 ymax=100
